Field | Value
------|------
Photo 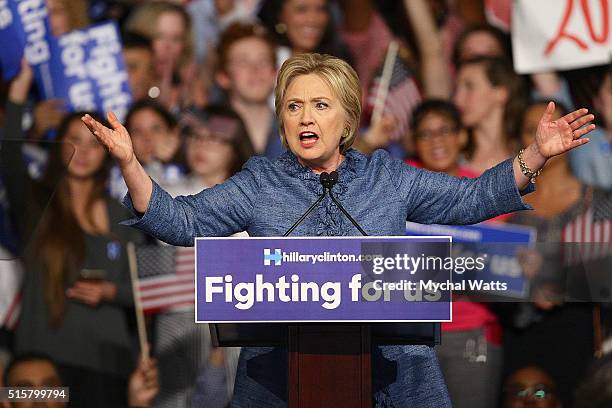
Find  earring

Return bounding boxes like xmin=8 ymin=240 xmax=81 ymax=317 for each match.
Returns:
xmin=275 ymin=23 xmax=287 ymax=34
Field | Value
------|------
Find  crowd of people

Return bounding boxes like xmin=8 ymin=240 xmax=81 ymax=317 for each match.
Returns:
xmin=0 ymin=0 xmax=611 ymax=407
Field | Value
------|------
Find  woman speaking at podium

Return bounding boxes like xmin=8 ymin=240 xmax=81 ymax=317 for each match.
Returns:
xmin=83 ymin=53 xmax=594 ymax=407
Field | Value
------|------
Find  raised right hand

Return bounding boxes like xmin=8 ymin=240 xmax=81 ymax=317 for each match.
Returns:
xmin=82 ymin=112 xmax=135 ymax=168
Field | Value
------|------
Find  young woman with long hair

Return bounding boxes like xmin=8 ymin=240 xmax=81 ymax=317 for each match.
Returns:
xmin=2 ymin=62 xmax=142 ymax=407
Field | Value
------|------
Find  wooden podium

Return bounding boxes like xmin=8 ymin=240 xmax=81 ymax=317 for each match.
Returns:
xmin=211 ymin=322 xmax=439 ymax=407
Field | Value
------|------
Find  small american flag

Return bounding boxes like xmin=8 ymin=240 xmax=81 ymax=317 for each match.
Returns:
xmin=365 ymin=44 xmax=422 ymax=142
xmin=562 ymin=190 xmax=612 ymax=265
xmin=136 ymin=245 xmax=195 ymax=314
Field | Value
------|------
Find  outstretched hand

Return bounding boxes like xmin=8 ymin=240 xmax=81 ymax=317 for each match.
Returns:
xmin=81 ymin=112 xmax=135 ymax=167
xmin=535 ymin=101 xmax=595 ymax=159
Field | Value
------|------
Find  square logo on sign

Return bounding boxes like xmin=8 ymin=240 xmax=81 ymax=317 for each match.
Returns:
xmin=264 ymin=249 xmax=282 ymax=266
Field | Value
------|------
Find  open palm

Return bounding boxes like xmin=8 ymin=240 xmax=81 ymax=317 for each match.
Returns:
xmin=82 ymin=112 xmax=135 ymax=166
xmin=535 ymin=102 xmax=595 ymax=158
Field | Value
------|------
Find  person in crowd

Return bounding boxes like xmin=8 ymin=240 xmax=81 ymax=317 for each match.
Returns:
xmin=503 ymin=365 xmax=562 ymax=408
xmin=126 ymin=101 xmax=182 ymax=167
xmin=406 ymin=100 xmax=471 ymax=176
xmin=406 ymin=99 xmax=504 ymax=408
xmin=125 ymin=1 xmax=195 ymax=110
xmin=215 ymin=22 xmax=284 ymax=158
xmin=109 ymin=100 xmax=184 ymax=200
xmin=452 ymin=23 xmax=511 ymax=66
xmin=503 ymin=100 xmax=610 ymax=406
xmin=452 ymin=23 xmax=575 ymax=116
xmin=338 ymin=0 xmax=422 ymax=146
xmin=46 ymin=0 xmax=89 ymax=37
xmin=151 ymin=107 xmax=249 ymax=407
xmin=166 ymin=106 xmax=254 ymax=196
xmin=574 ymin=353 xmax=612 ymax=408
xmin=257 ymin=0 xmax=349 ymax=65
xmin=570 ymin=66 xmax=612 ymax=190
xmin=454 ymin=56 xmax=528 ymax=174
xmin=3 ymin=354 xmax=66 ymax=408
xmin=3 ymin=353 xmax=160 ymax=408
xmin=2 ymin=61 xmax=143 ymax=407
xmin=83 ymin=52 xmax=594 ymax=407
xmin=122 ymin=32 xmax=156 ymax=103
xmin=186 ymin=0 xmax=260 ymax=64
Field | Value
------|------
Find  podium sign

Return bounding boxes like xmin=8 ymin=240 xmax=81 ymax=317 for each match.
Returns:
xmin=195 ymin=236 xmax=453 ymax=323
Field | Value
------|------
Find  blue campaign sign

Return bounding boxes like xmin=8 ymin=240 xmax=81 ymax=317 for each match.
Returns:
xmin=196 ymin=236 xmax=453 ymax=323
xmin=0 ymin=3 xmax=132 ymax=121
xmin=0 ymin=0 xmax=23 ymax=81
xmin=405 ymin=222 xmax=536 ymax=298
xmin=44 ymin=21 xmax=132 ymax=121
xmin=0 ymin=0 xmax=50 ymax=83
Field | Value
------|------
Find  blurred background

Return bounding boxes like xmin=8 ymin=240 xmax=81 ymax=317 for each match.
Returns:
xmin=0 ymin=0 xmax=610 ymax=407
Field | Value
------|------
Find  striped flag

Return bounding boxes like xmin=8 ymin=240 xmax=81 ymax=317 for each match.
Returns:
xmin=136 ymin=245 xmax=195 ymax=314
xmin=365 ymin=45 xmax=422 ymax=142
xmin=562 ymin=189 xmax=612 ymax=266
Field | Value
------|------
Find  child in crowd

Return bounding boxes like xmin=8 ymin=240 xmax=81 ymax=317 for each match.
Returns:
xmin=215 ymin=22 xmax=284 ymax=158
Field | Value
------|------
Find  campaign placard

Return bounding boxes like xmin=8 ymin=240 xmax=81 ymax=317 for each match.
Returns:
xmin=512 ymin=0 xmax=612 ymax=73
xmin=0 ymin=0 xmax=51 ymax=84
xmin=44 ymin=21 xmax=132 ymax=121
xmin=405 ymin=222 xmax=536 ymax=298
xmin=196 ymin=237 xmax=456 ymax=323
xmin=0 ymin=6 xmax=132 ymax=121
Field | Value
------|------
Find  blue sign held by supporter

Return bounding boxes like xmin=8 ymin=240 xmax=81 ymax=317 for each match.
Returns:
xmin=0 ymin=0 xmax=51 ymax=83
xmin=44 ymin=21 xmax=132 ymax=121
xmin=405 ymin=221 xmax=536 ymax=298
xmin=0 ymin=3 xmax=132 ymax=121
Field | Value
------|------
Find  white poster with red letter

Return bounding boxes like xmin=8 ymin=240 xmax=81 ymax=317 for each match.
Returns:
xmin=512 ymin=0 xmax=611 ymax=73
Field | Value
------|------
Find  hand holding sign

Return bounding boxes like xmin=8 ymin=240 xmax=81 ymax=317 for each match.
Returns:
xmin=534 ymin=102 xmax=595 ymax=159
xmin=82 ymin=112 xmax=135 ymax=168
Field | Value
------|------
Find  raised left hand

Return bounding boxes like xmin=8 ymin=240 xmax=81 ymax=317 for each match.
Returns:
xmin=535 ymin=101 xmax=595 ymax=159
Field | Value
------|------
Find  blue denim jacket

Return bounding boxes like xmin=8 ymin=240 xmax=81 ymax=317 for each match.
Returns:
xmin=123 ymin=148 xmax=533 ymax=407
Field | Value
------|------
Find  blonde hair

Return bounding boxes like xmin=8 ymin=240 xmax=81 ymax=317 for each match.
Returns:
xmin=125 ymin=1 xmax=193 ymax=68
xmin=275 ymin=53 xmax=362 ymax=154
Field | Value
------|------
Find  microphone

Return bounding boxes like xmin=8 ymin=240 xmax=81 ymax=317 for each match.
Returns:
xmin=283 ymin=171 xmax=368 ymax=236
xmin=283 ymin=172 xmax=331 ymax=236
xmin=325 ymin=171 xmax=368 ymax=236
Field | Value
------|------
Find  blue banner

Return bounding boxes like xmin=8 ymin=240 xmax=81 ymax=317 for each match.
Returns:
xmin=196 ymin=237 xmax=454 ymax=323
xmin=0 ymin=4 xmax=132 ymax=121
xmin=44 ymin=21 xmax=132 ymax=120
xmin=0 ymin=0 xmax=50 ymax=83
xmin=405 ymin=222 xmax=536 ymax=298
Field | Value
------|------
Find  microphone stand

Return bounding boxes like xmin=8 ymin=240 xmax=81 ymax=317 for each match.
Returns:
xmin=325 ymin=171 xmax=368 ymax=236
xmin=284 ymin=171 xmax=368 ymax=236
